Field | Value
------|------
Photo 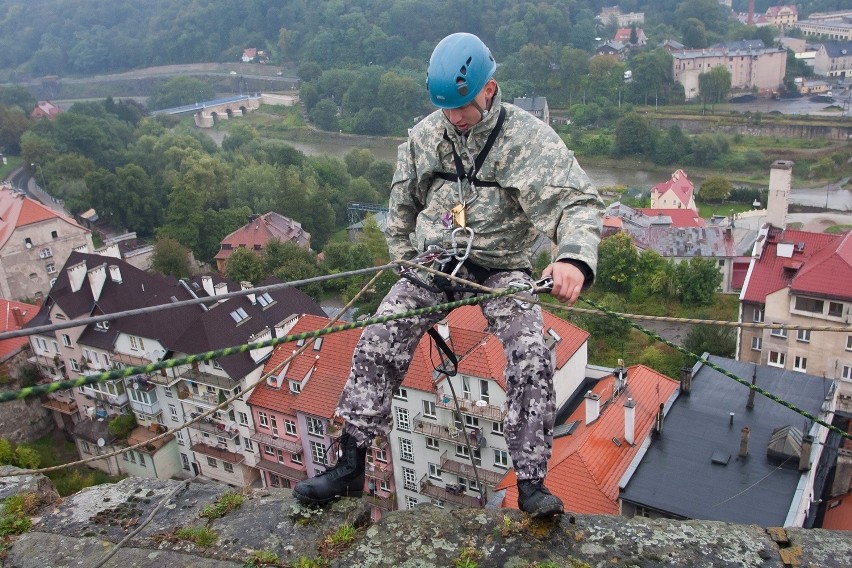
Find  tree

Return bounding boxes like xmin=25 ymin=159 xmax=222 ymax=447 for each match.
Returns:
xmin=683 ymin=324 xmax=736 ymax=360
xmin=224 ymin=247 xmax=265 ymax=285
xmin=681 ymin=18 xmax=708 ymax=49
xmin=344 ymin=149 xmax=375 ymax=178
xmin=613 ymin=113 xmax=657 ymax=157
xmin=310 ymin=99 xmax=339 ymax=131
xmin=675 ymin=258 xmax=722 ymax=306
xmin=699 ymin=175 xmax=732 ymax=202
xmin=698 ymin=66 xmax=732 ymax=111
xmin=151 ymin=236 xmax=192 ymax=278
xmin=147 ymin=77 xmax=214 ymax=111
xmin=596 ymin=232 xmax=639 ymax=294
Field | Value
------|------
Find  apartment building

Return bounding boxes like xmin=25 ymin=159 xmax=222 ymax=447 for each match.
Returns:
xmin=671 ymin=41 xmax=786 ymax=100
xmin=0 ymin=184 xmax=93 ymax=301
xmin=737 ymin=226 xmax=852 ymax=395
xmin=28 ymin=251 xmax=324 ymax=480
xmin=795 ymin=16 xmax=852 ymax=41
xmin=813 ymin=41 xmax=852 ymax=79
xmin=392 ymin=305 xmax=590 ymax=512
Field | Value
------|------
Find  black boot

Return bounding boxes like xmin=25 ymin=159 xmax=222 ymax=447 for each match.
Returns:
xmin=517 ymin=478 xmax=564 ymax=518
xmin=293 ymin=432 xmax=367 ymax=505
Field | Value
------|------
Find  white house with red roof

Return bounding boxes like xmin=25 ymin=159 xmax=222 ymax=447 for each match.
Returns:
xmin=31 ymin=101 xmax=61 ymax=120
xmin=497 ymin=364 xmax=679 ymax=514
xmin=0 ymin=184 xmax=93 ymax=301
xmin=613 ymin=27 xmax=647 ymax=46
xmin=215 ymin=212 xmax=311 ymax=273
xmin=393 ymin=305 xmax=589 ymax=512
xmin=737 ymin=224 xmax=852 ymax=397
xmin=650 ymin=170 xmax=697 ymax=212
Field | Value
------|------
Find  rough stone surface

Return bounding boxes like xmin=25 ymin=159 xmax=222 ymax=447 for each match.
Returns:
xmin=1 ymin=469 xmax=851 ymax=568
xmin=0 ymin=398 xmax=52 ymax=445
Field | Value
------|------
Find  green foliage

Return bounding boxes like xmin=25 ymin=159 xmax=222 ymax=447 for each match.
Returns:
xmin=675 ymin=258 xmax=723 ymax=306
xmin=175 ymin=526 xmax=218 ymax=548
xmin=224 ymin=247 xmax=266 ymax=285
xmin=613 ymin=113 xmax=657 ymax=157
xmin=243 ymin=549 xmax=281 ymax=567
xmin=151 ymin=237 xmax=192 ymax=278
xmin=698 ymin=175 xmax=732 ymax=203
xmin=683 ymin=324 xmax=736 ymax=361
xmin=327 ymin=523 xmax=357 ymax=546
xmin=148 ymin=77 xmax=215 ymax=111
xmin=0 ymin=439 xmax=13 ymax=465
xmin=201 ymin=492 xmax=244 ymax=520
xmin=13 ymin=447 xmax=40 ymax=470
xmin=107 ymin=413 xmax=137 ymax=441
xmin=0 ymin=494 xmax=33 ymax=537
xmin=292 ymin=557 xmax=328 ymax=568
xmin=596 ymin=233 xmax=639 ymax=294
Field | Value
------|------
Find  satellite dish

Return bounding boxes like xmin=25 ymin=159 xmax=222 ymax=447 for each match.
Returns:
xmin=475 ymin=400 xmax=488 ymax=407
xmin=133 ymin=381 xmax=139 ymax=389
xmin=96 ymin=438 xmax=106 ymax=447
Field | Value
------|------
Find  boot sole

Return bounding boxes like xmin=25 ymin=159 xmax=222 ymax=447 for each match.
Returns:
xmin=293 ymin=488 xmax=364 ymax=506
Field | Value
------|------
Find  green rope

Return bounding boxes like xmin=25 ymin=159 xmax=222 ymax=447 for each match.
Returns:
xmin=1 ymin=287 xmax=523 ymax=403
xmin=579 ymin=297 xmax=851 ymax=441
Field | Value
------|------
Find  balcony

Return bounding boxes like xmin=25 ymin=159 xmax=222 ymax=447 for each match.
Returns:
xmin=81 ymin=383 xmax=129 ymax=407
xmin=365 ymin=462 xmax=393 ymax=482
xmin=111 ymin=352 xmax=156 ymax=367
xmin=362 ymin=492 xmax=396 ymax=511
xmin=190 ymin=438 xmax=246 ymax=465
xmin=250 ymin=428 xmax=302 ymax=454
xmin=412 ymin=413 xmax=479 ymax=445
xmin=419 ymin=475 xmax=481 ymax=508
xmin=187 ymin=415 xmax=240 ymax=439
xmin=256 ymin=457 xmax=307 ymax=481
xmin=179 ymin=390 xmax=233 ymax=412
xmin=40 ymin=397 xmax=78 ymax=415
xmin=436 ymin=394 xmax=505 ymax=422
xmin=177 ymin=367 xmax=235 ymax=390
xmin=439 ymin=450 xmax=505 ymax=486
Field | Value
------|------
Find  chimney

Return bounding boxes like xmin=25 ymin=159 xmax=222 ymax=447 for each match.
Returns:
xmin=10 ymin=307 xmax=25 ymax=328
xmin=614 ymin=359 xmax=627 ymax=392
xmin=241 ymin=281 xmax=255 ymax=304
xmin=67 ymin=260 xmax=88 ymax=293
xmin=214 ymin=282 xmax=228 ymax=297
xmin=766 ymin=160 xmax=794 ymax=229
xmin=739 ymin=426 xmax=750 ymax=458
xmin=654 ymin=403 xmax=665 ymax=436
xmin=201 ymin=275 xmax=215 ymax=296
xmin=624 ymin=398 xmax=636 ymax=445
xmin=830 ymin=448 xmax=852 ymax=498
xmin=436 ymin=318 xmax=450 ymax=341
xmin=87 ymin=263 xmax=108 ymax=301
xmin=747 ymin=0 xmax=754 ymax=25
xmin=799 ymin=435 xmax=813 ymax=471
xmin=109 ymin=265 xmax=122 ymax=283
xmin=680 ymin=366 xmax=693 ymax=394
xmin=584 ymin=391 xmax=601 ymax=425
xmin=747 ymin=367 xmax=757 ymax=409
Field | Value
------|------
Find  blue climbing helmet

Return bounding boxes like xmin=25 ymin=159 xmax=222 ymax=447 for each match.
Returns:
xmin=426 ymin=33 xmax=497 ymax=109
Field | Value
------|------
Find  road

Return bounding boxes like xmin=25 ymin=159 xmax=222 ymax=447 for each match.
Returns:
xmin=6 ymin=167 xmax=70 ymax=216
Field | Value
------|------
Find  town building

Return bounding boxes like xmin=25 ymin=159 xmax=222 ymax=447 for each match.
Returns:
xmin=512 ymin=97 xmax=550 ymax=124
xmin=497 ymin=363 xmax=679 ymax=514
xmin=613 ymin=27 xmax=647 ymax=47
xmin=0 ymin=298 xmax=37 ymax=364
xmin=30 ymin=101 xmax=61 ymax=120
xmin=0 ymin=184 xmax=94 ymax=301
xmin=214 ymin=212 xmax=311 ymax=273
xmin=671 ymin=41 xmax=787 ymax=100
xmin=596 ymin=7 xmax=644 ymax=27
xmin=765 ymin=5 xmax=798 ymax=30
xmin=392 ymin=305 xmax=589 ymax=512
xmin=813 ymin=41 xmax=852 ymax=79
xmin=596 ymin=41 xmax=627 ymax=60
xmin=650 ymin=169 xmax=697 ymax=211
xmin=620 ymin=355 xmax=837 ymax=527
xmin=795 ymin=15 xmax=852 ymax=41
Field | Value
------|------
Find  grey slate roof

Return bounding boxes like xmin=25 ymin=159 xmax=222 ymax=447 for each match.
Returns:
xmin=513 ymin=97 xmax=548 ymax=113
xmin=620 ymin=355 xmax=832 ymax=526
xmin=823 ymin=41 xmax=852 ymax=58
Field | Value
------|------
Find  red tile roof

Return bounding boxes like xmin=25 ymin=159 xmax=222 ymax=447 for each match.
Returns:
xmin=741 ymin=228 xmax=842 ymax=304
xmin=0 ymin=298 xmax=37 ymax=361
xmin=637 ymin=208 xmax=705 ymax=228
xmin=0 ymin=185 xmax=88 ymax=250
xmin=31 ymin=101 xmax=61 ymax=119
xmin=247 ymin=314 xmax=361 ymax=418
xmin=215 ymin=212 xmax=311 ymax=263
xmin=651 ymin=170 xmax=693 ymax=207
xmin=790 ymin=231 xmax=852 ymax=301
xmin=498 ymin=365 xmax=680 ymax=514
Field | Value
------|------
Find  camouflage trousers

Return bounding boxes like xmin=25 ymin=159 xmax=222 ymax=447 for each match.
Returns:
xmin=337 ymin=266 xmax=555 ymax=481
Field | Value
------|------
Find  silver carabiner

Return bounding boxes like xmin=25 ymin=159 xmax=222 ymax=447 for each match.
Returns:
xmin=449 ymin=227 xmax=475 ymax=277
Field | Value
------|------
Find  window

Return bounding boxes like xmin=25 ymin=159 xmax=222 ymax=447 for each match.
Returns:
xmin=494 ymin=449 xmax=509 ymax=468
xmin=402 ymin=467 xmax=417 ymax=492
xmin=375 ymin=448 xmax=387 ymax=463
xmin=395 ymin=407 xmax=411 ymax=432
xmin=258 ymin=412 xmax=269 ymax=427
xmin=206 ymin=457 xmax=218 ymax=468
xmin=768 ymin=351 xmax=786 ymax=368
xmin=846 ymin=336 xmax=852 ymax=351
xmin=46 ymin=263 xmax=56 ymax=274
xmin=479 ymin=380 xmax=489 ymax=404
xmin=270 ymin=416 xmax=279 ymax=437
xmin=230 ymin=308 xmax=249 ymax=323
xmin=244 ymin=438 xmax=252 ymax=451
xmin=175 ymin=430 xmax=184 ymax=446
xmin=491 ymin=421 xmax=504 ymax=436
xmin=39 ymin=247 xmax=53 ymax=258
xmin=843 ymin=366 xmax=851 ymax=380
xmin=69 ymin=359 xmax=80 ymax=372
xmin=829 ymin=302 xmax=844 ymax=318
xmin=394 ymin=387 xmax=408 ymax=400
xmin=223 ymin=462 xmax=234 ymax=473
xmin=310 ymin=441 xmax=325 ymax=464
xmin=423 ymin=400 xmax=436 ymax=418
xmin=793 ymin=356 xmax=807 ymax=372
xmin=61 ymin=334 xmax=72 ymax=347
xmin=380 ymin=480 xmax=390 ymax=492
xmin=129 ymin=336 xmax=144 ymax=351
xmin=399 ymin=437 xmax=414 ymax=462
xmin=753 ymin=307 xmax=764 ymax=323
xmin=51 ymin=230 xmax=58 ymax=239
xmin=464 ymin=415 xmax=479 ymax=428
xmin=24 ymin=237 xmax=32 ymax=248
xmin=307 ymin=417 xmax=323 ymax=436
xmin=794 ymin=297 xmax=824 ymax=314
xmin=428 ymin=463 xmax=442 ymax=480
xmin=797 ymin=329 xmax=811 ymax=343
xmin=426 ymin=437 xmax=440 ymax=450
xmin=289 ymin=381 xmax=301 ymax=393
xmin=238 ymin=411 xmax=248 ymax=426
xmin=405 ymin=496 xmax=419 ymax=510
xmin=138 ymin=453 xmax=146 ymax=467
xmin=256 ymin=292 xmax=274 ymax=307
xmin=770 ymin=325 xmax=788 ymax=338
xmin=292 ymin=453 xmax=302 ymax=465
xmin=462 ymin=376 xmax=471 ymax=399
xmin=751 ymin=337 xmax=762 ymax=351
xmin=164 ymin=387 xmax=173 ymax=398
xmin=285 ymin=419 xmax=297 ymax=436
xmin=264 ymin=444 xmax=275 ymax=456
xmin=181 ymin=453 xmax=190 ymax=470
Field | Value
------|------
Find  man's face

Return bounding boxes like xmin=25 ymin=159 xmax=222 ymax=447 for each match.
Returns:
xmin=442 ymin=80 xmax=496 ymax=132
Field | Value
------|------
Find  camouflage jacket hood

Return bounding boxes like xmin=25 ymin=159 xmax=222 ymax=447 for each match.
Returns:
xmin=386 ymin=89 xmax=603 ymax=275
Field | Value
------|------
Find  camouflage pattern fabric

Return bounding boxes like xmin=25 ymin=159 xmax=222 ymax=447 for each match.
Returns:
xmin=338 ymin=266 xmax=555 ymax=480
xmin=386 ymin=89 xmax=604 ymax=276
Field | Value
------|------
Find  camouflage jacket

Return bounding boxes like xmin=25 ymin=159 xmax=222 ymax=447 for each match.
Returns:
xmin=386 ymin=90 xmax=604 ymax=277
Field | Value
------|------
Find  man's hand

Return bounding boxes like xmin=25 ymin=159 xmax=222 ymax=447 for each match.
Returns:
xmin=542 ymin=262 xmax=584 ymax=305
